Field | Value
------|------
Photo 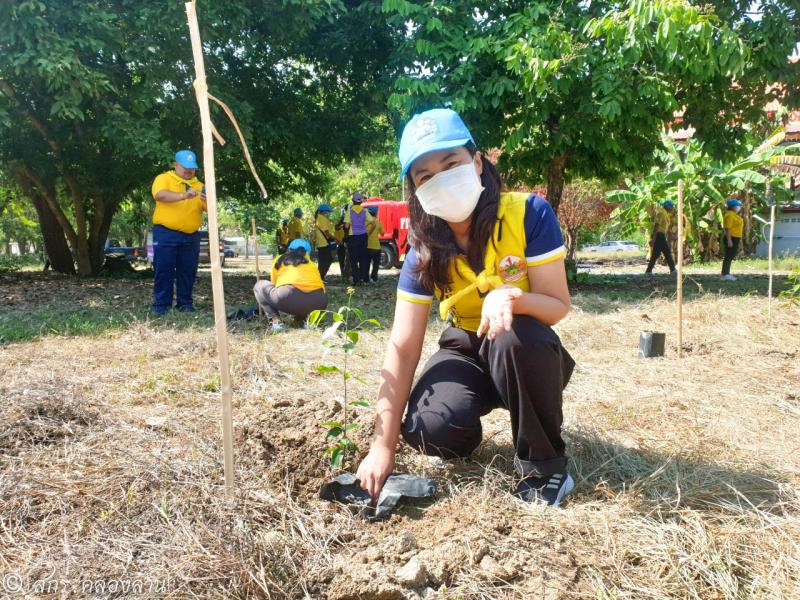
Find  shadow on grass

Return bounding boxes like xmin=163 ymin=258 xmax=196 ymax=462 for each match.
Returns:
xmin=0 ymin=270 xmax=403 ymax=344
xmin=571 ymin=272 xmax=793 ymax=314
xmin=466 ymin=428 xmax=785 ymax=515
xmin=1 ymin=269 xmax=791 ymax=343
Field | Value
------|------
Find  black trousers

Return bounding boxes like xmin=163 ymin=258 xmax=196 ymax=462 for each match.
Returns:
xmin=646 ymin=232 xmax=676 ymax=273
xmin=347 ymin=234 xmax=369 ymax=284
xmin=721 ymin=237 xmax=740 ymax=275
xmin=317 ymin=245 xmax=333 ymax=280
xmin=337 ymin=243 xmax=349 ymax=279
xmin=401 ymin=316 xmax=575 ymax=478
xmin=369 ymin=248 xmax=381 ymax=281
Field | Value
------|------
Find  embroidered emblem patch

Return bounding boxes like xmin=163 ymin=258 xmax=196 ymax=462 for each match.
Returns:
xmin=412 ymin=117 xmax=438 ymax=143
xmin=498 ymin=255 xmax=525 ymax=283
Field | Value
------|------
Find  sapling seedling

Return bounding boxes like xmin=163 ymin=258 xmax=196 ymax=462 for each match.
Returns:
xmin=309 ymin=287 xmax=379 ymax=469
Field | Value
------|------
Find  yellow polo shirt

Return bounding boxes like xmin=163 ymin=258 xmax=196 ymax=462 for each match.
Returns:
xmin=151 ymin=171 xmax=205 ymax=234
xmin=271 ymin=259 xmax=325 ymax=292
xmin=723 ymin=210 xmax=743 ymax=238
xmin=288 ymin=216 xmax=304 ymax=240
xmin=315 ymin=214 xmax=335 ymax=248
xmin=367 ymin=219 xmax=384 ymax=250
xmin=653 ymin=207 xmax=670 ymax=235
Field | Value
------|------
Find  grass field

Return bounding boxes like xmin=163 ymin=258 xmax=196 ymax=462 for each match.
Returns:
xmin=1 ymin=260 xmax=799 ymax=599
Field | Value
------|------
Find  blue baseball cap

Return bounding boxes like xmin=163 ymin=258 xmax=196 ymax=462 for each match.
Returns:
xmin=727 ymin=198 xmax=742 ymax=208
xmin=318 ymin=203 xmax=332 ymax=213
xmin=662 ymin=200 xmax=675 ymax=208
xmin=288 ymin=238 xmax=311 ymax=254
xmin=399 ymin=108 xmax=475 ymax=177
xmin=368 ymin=206 xmax=378 ymax=216
xmin=175 ymin=150 xmax=199 ymax=169
xmin=352 ymin=192 xmax=365 ymax=203
xmin=293 ymin=207 xmax=303 ymax=217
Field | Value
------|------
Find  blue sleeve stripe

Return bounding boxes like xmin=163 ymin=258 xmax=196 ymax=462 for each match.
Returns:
xmin=526 ymin=245 xmax=566 ymax=266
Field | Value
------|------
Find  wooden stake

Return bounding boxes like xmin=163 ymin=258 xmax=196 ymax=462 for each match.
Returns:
xmin=186 ymin=1 xmax=235 ymax=497
xmin=252 ymin=218 xmax=264 ymax=318
xmin=767 ymin=177 xmax=775 ymax=323
xmin=252 ymin=217 xmax=261 ymax=280
xmin=677 ymin=179 xmax=684 ymax=359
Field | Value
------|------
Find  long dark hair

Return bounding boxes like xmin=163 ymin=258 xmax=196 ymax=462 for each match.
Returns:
xmin=275 ymin=248 xmax=309 ymax=269
xmin=406 ymin=144 xmax=503 ymax=292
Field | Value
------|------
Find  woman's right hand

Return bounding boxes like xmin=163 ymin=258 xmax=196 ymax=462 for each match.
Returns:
xmin=356 ymin=443 xmax=396 ymax=500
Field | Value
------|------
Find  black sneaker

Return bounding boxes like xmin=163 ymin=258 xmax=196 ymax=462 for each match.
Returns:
xmin=513 ymin=472 xmax=575 ymax=507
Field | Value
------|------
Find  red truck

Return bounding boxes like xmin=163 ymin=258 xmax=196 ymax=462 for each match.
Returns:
xmin=362 ymin=197 xmax=410 ymax=269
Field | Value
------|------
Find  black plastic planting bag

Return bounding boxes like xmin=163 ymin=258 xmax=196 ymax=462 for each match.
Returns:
xmin=319 ymin=472 xmax=437 ymax=520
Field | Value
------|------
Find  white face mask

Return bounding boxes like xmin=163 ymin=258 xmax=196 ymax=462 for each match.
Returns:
xmin=733 ymin=206 xmax=741 ymax=213
xmin=414 ymin=163 xmax=484 ymax=223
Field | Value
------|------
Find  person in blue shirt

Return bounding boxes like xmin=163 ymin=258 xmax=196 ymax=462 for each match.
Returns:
xmin=355 ymin=109 xmax=576 ymax=507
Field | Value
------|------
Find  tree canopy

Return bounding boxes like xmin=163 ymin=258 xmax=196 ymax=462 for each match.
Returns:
xmin=382 ymin=0 xmax=799 ymax=213
xmin=0 ymin=0 xmax=399 ymax=274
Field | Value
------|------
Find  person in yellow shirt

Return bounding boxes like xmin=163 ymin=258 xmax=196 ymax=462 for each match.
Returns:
xmin=275 ymin=218 xmax=290 ymax=255
xmin=721 ymin=198 xmax=744 ymax=281
xmin=366 ymin=205 xmax=384 ymax=282
xmin=334 ymin=206 xmax=350 ymax=280
xmin=645 ymin=200 xmax=677 ymax=276
xmin=150 ymin=149 xmax=206 ymax=315
xmin=314 ymin=203 xmax=336 ymax=280
xmin=288 ymin=208 xmax=305 ymax=240
xmin=253 ymin=238 xmax=328 ymax=330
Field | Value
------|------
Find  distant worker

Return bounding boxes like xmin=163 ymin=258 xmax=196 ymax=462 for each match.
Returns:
xmin=721 ymin=198 xmax=743 ymax=281
xmin=288 ymin=208 xmax=304 ymax=240
xmin=335 ymin=206 xmax=350 ymax=280
xmin=150 ymin=149 xmax=206 ymax=315
xmin=366 ymin=205 xmax=384 ymax=283
xmin=645 ymin=200 xmax=676 ymax=276
xmin=344 ymin=192 xmax=375 ymax=285
xmin=253 ymin=238 xmax=328 ymax=331
xmin=276 ymin=217 xmax=289 ymax=255
xmin=314 ymin=203 xmax=336 ymax=280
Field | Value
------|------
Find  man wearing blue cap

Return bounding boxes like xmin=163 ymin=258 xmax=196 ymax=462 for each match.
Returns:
xmin=150 ymin=150 xmax=206 ymax=314
xmin=288 ymin=208 xmax=305 ymax=241
xmin=721 ymin=198 xmax=743 ymax=281
xmin=645 ymin=200 xmax=677 ymax=275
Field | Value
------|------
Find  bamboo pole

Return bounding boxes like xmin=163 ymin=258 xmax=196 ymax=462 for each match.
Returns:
xmin=677 ymin=179 xmax=684 ymax=359
xmin=186 ymin=1 xmax=235 ymax=497
xmin=767 ymin=176 xmax=775 ymax=323
xmin=252 ymin=217 xmax=261 ymax=279
xmin=252 ymin=218 xmax=264 ymax=318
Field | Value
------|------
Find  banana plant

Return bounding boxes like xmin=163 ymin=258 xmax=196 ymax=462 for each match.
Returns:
xmin=607 ymin=130 xmax=799 ymax=260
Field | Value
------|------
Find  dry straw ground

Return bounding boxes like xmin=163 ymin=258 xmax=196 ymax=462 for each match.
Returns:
xmin=1 ymin=262 xmax=798 ymax=599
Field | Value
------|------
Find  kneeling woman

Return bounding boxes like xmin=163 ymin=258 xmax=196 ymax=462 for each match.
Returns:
xmin=356 ymin=109 xmax=576 ymax=506
xmin=254 ymin=238 xmax=328 ymax=330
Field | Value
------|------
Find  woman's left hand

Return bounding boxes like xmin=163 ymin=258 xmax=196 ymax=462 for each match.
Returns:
xmin=477 ymin=285 xmax=523 ymax=340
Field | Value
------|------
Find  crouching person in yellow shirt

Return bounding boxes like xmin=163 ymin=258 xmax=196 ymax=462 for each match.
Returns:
xmin=150 ymin=150 xmax=206 ymax=315
xmin=253 ymin=239 xmax=328 ymax=330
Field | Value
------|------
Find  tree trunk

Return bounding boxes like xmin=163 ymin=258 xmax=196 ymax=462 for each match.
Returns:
xmin=29 ymin=194 xmax=75 ymax=274
xmin=564 ymin=228 xmax=577 ymax=261
xmin=88 ymin=200 xmax=116 ymax=274
xmin=546 ymin=155 xmax=567 ymax=215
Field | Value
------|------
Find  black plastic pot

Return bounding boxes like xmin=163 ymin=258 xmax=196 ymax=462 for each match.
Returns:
xmin=638 ymin=331 xmax=666 ymax=357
